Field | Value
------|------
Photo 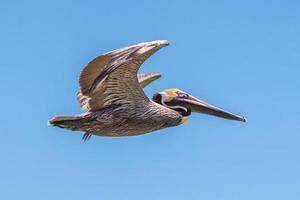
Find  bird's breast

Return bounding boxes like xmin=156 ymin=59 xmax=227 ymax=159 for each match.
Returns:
xmin=180 ymin=116 xmax=190 ymax=124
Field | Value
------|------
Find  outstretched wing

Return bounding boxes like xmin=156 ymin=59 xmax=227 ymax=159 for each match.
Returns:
xmin=77 ymin=72 xmax=161 ymax=110
xmin=137 ymin=72 xmax=161 ymax=88
xmin=77 ymin=40 xmax=168 ymax=111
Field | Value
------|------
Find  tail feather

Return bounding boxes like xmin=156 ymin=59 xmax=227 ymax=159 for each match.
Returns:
xmin=48 ymin=116 xmax=82 ymax=129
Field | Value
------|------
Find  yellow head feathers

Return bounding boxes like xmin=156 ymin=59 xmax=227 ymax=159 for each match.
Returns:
xmin=163 ymin=88 xmax=183 ymax=96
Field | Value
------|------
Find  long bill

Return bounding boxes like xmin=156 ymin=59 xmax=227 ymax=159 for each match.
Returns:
xmin=177 ymin=96 xmax=246 ymax=122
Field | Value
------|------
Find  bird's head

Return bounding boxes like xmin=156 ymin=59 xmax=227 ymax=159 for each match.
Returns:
xmin=152 ymin=88 xmax=246 ymax=122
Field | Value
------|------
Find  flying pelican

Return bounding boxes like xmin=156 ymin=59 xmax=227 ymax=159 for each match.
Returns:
xmin=49 ymin=40 xmax=246 ymax=141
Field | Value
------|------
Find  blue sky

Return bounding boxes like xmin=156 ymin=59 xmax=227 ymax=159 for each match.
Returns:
xmin=1 ymin=0 xmax=300 ymax=199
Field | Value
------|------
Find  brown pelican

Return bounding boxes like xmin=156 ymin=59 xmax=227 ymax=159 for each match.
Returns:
xmin=49 ymin=40 xmax=246 ymax=141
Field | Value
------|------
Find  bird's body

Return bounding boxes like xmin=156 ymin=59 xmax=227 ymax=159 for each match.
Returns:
xmin=49 ymin=40 xmax=245 ymax=140
xmin=57 ymin=102 xmax=182 ymax=138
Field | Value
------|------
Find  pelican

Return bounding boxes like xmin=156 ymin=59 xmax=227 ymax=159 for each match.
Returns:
xmin=49 ymin=40 xmax=246 ymax=141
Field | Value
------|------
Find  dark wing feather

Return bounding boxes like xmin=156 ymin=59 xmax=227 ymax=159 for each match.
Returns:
xmin=79 ymin=55 xmax=110 ymax=96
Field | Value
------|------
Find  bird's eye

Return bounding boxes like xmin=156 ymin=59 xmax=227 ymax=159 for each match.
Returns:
xmin=178 ymin=93 xmax=189 ymax=99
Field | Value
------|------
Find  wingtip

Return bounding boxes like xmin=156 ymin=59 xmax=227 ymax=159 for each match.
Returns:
xmin=149 ymin=72 xmax=161 ymax=78
xmin=138 ymin=40 xmax=169 ymax=48
xmin=152 ymin=40 xmax=169 ymax=47
xmin=156 ymin=40 xmax=169 ymax=46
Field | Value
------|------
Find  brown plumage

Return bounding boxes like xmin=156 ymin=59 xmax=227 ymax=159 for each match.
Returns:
xmin=49 ymin=40 xmax=246 ymax=141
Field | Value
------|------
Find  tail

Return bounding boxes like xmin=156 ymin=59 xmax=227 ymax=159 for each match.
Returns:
xmin=48 ymin=116 xmax=82 ymax=130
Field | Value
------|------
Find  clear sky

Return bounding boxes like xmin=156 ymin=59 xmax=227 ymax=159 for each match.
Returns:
xmin=1 ymin=0 xmax=300 ymax=199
